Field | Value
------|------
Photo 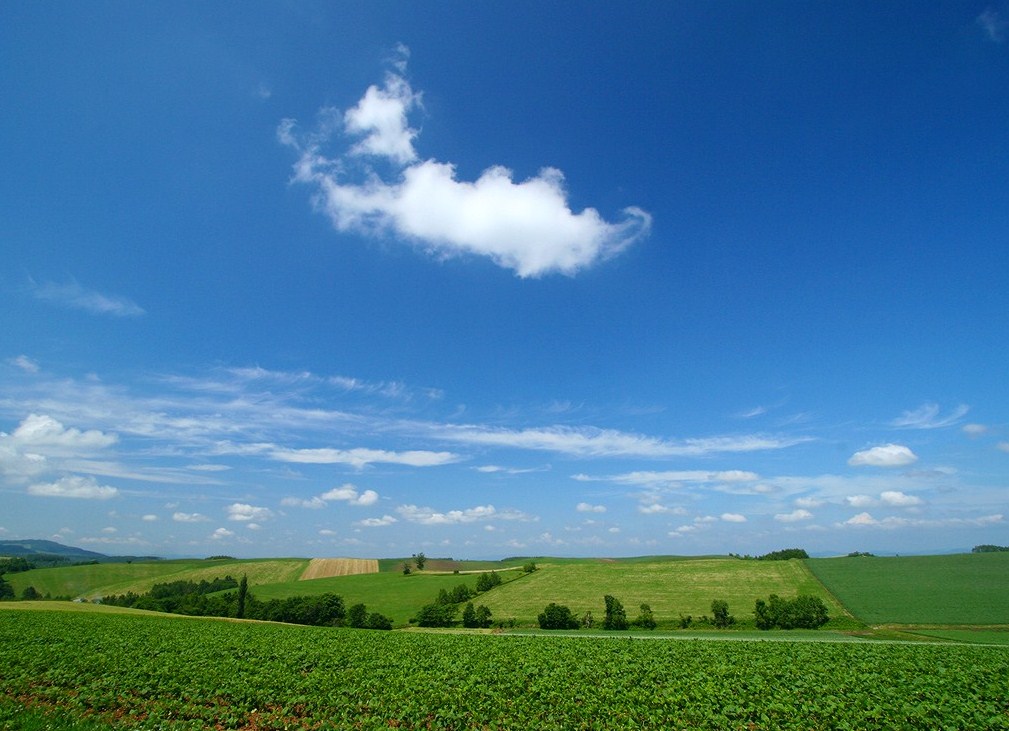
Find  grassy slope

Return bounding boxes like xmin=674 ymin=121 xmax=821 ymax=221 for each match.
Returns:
xmin=248 ymin=569 xmax=524 ymax=625
xmin=6 ymin=558 xmax=309 ymax=600
xmin=806 ymin=552 xmax=1009 ymax=625
xmin=477 ymin=557 xmax=849 ymax=627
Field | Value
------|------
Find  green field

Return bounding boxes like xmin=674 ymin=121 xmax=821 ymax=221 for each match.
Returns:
xmin=2 ymin=606 xmax=1007 ymax=729
xmin=248 ymin=569 xmax=524 ymax=625
xmin=6 ymin=558 xmax=309 ymax=600
xmin=477 ymin=556 xmax=851 ymax=627
xmin=806 ymin=553 xmax=1009 ymax=625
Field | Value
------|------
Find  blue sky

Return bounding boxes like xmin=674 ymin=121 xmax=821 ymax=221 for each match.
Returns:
xmin=2 ymin=2 xmax=1008 ymax=559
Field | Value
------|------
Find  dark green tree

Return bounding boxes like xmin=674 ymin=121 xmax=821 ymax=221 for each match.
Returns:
xmin=474 ymin=604 xmax=493 ymax=629
xmin=633 ymin=603 xmax=657 ymax=630
xmin=237 ymin=574 xmax=248 ymax=619
xmin=0 ymin=577 xmax=16 ymax=601
xmin=347 ymin=602 xmax=369 ymax=628
xmin=414 ymin=552 xmax=427 ymax=571
xmin=366 ymin=611 xmax=393 ymax=630
xmin=462 ymin=602 xmax=478 ymax=628
xmin=402 ymin=562 xmax=412 ymax=575
xmin=603 ymin=595 xmax=629 ymax=630
xmin=20 ymin=585 xmax=41 ymax=601
xmin=711 ymin=599 xmax=735 ymax=628
xmin=538 ymin=602 xmax=580 ymax=630
xmin=415 ymin=602 xmax=457 ymax=627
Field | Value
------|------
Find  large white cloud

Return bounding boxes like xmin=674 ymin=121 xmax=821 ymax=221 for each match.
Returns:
xmin=280 ymin=51 xmax=651 ymax=278
xmin=848 ymin=444 xmax=918 ymax=468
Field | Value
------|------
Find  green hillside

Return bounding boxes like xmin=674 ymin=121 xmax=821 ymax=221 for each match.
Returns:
xmin=807 ymin=552 xmax=1009 ymax=625
xmin=476 ymin=556 xmax=849 ymax=627
xmin=6 ymin=558 xmax=308 ymax=600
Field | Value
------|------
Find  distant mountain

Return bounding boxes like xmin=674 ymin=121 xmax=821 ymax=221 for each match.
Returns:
xmin=0 ymin=539 xmax=160 ymax=564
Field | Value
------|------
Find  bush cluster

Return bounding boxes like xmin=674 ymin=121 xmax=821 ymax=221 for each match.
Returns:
xmin=754 ymin=594 xmax=829 ymax=630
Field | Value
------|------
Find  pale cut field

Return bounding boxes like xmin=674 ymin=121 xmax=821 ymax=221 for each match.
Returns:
xmin=299 ymin=558 xmax=379 ymax=580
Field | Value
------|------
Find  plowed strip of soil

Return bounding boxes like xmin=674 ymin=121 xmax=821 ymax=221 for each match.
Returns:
xmin=299 ymin=558 xmax=379 ymax=580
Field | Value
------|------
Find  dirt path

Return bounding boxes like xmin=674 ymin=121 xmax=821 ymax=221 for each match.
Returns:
xmin=299 ymin=558 xmax=379 ymax=580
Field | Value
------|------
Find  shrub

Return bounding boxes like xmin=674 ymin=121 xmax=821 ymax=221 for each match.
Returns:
xmin=632 ymin=603 xmax=657 ymax=630
xmin=538 ymin=603 xmax=579 ymax=630
xmin=754 ymin=594 xmax=829 ymax=629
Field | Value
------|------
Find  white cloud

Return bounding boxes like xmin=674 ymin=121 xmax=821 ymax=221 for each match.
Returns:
xmin=269 ymin=446 xmax=458 ymax=469
xmin=721 ymin=513 xmax=747 ymax=523
xmin=998 ymin=442 xmax=1009 ymax=453
xmin=27 ymin=475 xmax=118 ymax=499
xmin=280 ymin=496 xmax=327 ymax=509
xmin=396 ymin=503 xmax=531 ymax=525
xmin=356 ymin=515 xmax=398 ymax=527
xmin=280 ymin=51 xmax=650 ymax=278
xmin=319 ymin=529 xmax=337 ymax=536
xmin=848 ymin=444 xmax=918 ymax=468
xmin=794 ymin=496 xmax=824 ymax=509
xmin=10 ymin=414 xmax=117 ymax=454
xmin=173 ymin=512 xmax=210 ymax=523
xmin=846 ymin=495 xmax=877 ymax=508
xmin=211 ymin=527 xmax=234 ymax=540
xmin=142 ymin=514 xmax=158 ymax=522
xmin=962 ymin=423 xmax=988 ymax=437
xmin=321 ymin=484 xmax=379 ymax=507
xmin=775 ymin=509 xmax=813 ymax=523
xmin=978 ymin=8 xmax=1007 ymax=42
xmin=890 ymin=403 xmax=969 ymax=430
xmin=842 ymin=513 xmax=1003 ymax=529
xmin=879 ymin=490 xmax=922 ymax=507
xmin=9 ymin=355 xmax=39 ymax=373
xmin=226 ymin=503 xmax=274 ymax=522
xmin=30 ymin=278 xmax=145 ymax=317
xmin=440 ymin=424 xmax=807 ymax=458
xmin=637 ymin=503 xmax=686 ymax=515
xmin=576 ymin=502 xmax=607 ymax=513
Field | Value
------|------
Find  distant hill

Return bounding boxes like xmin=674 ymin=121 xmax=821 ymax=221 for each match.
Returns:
xmin=0 ymin=539 xmax=159 ymax=565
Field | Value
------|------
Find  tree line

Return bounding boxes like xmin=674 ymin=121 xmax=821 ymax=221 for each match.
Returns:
xmin=538 ymin=593 xmax=829 ymax=631
xmin=101 ymin=574 xmax=392 ymax=629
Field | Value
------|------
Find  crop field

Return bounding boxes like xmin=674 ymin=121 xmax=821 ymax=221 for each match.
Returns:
xmin=807 ymin=552 xmax=1009 ymax=625
xmin=2 ymin=606 xmax=1008 ymax=729
xmin=6 ymin=558 xmax=309 ymax=600
xmin=299 ymin=558 xmax=379 ymax=580
xmin=477 ymin=557 xmax=850 ymax=627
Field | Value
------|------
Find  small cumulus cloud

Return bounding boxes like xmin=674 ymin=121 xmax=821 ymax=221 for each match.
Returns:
xmin=356 ymin=515 xmax=397 ymax=527
xmin=283 ymin=484 xmax=379 ymax=509
xmin=279 ymin=47 xmax=650 ymax=278
xmin=880 ymin=490 xmax=922 ymax=507
xmin=962 ymin=423 xmax=988 ymax=437
xmin=211 ymin=527 xmax=234 ymax=540
xmin=775 ymin=509 xmax=813 ymax=523
xmin=397 ymin=504 xmax=532 ymax=525
xmin=637 ymin=503 xmax=686 ymax=515
xmin=721 ymin=513 xmax=747 ymax=523
xmin=173 ymin=512 xmax=210 ymax=523
xmin=142 ymin=514 xmax=158 ymax=522
xmin=226 ymin=503 xmax=274 ymax=522
xmin=848 ymin=444 xmax=918 ymax=468
xmin=576 ymin=502 xmax=607 ymax=513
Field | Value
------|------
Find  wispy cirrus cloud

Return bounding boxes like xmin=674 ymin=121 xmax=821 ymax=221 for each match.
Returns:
xmin=279 ymin=46 xmax=650 ymax=278
xmin=29 ymin=278 xmax=145 ymax=318
xmin=432 ymin=424 xmax=808 ymax=458
xmin=842 ymin=512 xmax=1002 ymax=529
xmin=890 ymin=403 xmax=968 ymax=430
xmin=978 ymin=8 xmax=1007 ymax=42
xmin=396 ymin=503 xmax=534 ymax=525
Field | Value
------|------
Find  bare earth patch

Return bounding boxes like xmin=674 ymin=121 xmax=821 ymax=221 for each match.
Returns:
xmin=299 ymin=558 xmax=379 ymax=580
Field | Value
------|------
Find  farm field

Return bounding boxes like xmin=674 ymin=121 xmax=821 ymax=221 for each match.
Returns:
xmin=5 ymin=558 xmax=310 ymax=600
xmin=2 ymin=606 xmax=1008 ymax=729
xmin=248 ymin=569 xmax=523 ymax=625
xmin=477 ymin=556 xmax=851 ymax=627
xmin=807 ymin=552 xmax=1009 ymax=625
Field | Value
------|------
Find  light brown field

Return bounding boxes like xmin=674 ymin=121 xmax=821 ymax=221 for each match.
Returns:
xmin=299 ymin=558 xmax=379 ymax=581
